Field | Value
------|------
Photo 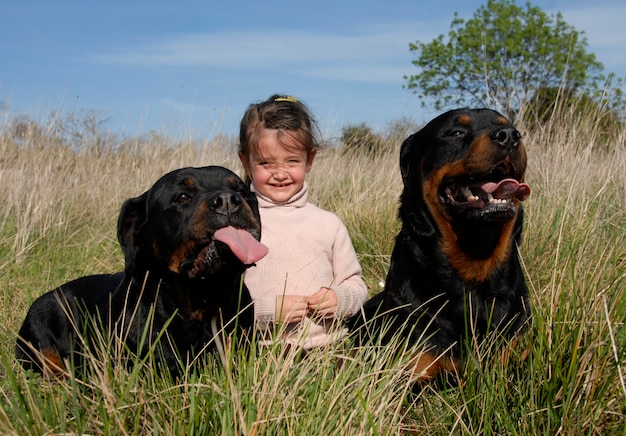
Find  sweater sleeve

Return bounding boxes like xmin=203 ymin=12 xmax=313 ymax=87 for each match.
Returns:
xmin=328 ymin=219 xmax=368 ymax=317
xmin=252 ymin=293 xmax=276 ymax=328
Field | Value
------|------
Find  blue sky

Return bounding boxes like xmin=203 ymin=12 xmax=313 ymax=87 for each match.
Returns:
xmin=2 ymin=0 xmax=625 ymax=140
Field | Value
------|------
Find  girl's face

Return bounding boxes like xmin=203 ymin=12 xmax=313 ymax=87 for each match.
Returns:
xmin=240 ymin=128 xmax=315 ymax=203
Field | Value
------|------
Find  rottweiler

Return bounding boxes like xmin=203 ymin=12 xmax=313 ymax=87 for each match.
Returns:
xmin=350 ymin=108 xmax=531 ymax=381
xmin=16 ymin=166 xmax=268 ymax=378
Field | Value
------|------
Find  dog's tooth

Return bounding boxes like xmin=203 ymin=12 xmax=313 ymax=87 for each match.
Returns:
xmin=462 ymin=186 xmax=474 ymax=200
xmin=488 ymin=193 xmax=495 ymax=203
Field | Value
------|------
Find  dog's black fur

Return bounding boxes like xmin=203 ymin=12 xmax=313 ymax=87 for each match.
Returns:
xmin=16 ymin=166 xmax=267 ymax=378
xmin=349 ymin=109 xmax=531 ymax=380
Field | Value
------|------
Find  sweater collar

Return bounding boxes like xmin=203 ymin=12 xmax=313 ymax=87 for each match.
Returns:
xmin=251 ymin=182 xmax=309 ymax=208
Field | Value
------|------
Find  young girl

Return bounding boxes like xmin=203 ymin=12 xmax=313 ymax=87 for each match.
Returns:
xmin=238 ymin=94 xmax=368 ymax=349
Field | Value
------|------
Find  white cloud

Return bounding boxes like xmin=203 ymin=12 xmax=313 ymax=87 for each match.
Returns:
xmin=301 ymin=65 xmax=409 ymax=84
xmin=88 ymin=28 xmax=425 ymax=84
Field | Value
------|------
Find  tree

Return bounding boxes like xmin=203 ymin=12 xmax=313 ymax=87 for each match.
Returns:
xmin=339 ymin=123 xmax=386 ymax=156
xmin=404 ymin=0 xmax=618 ymax=119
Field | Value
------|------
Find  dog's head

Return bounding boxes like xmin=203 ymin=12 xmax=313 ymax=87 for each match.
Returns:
xmin=399 ymin=109 xmax=530 ymax=281
xmin=117 ymin=166 xmax=267 ymax=280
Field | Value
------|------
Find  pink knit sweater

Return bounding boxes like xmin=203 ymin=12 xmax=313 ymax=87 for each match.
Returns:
xmin=244 ymin=183 xmax=368 ymax=348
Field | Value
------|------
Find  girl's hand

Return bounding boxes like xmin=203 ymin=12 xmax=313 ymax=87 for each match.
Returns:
xmin=307 ymin=287 xmax=338 ymax=317
xmin=275 ymin=295 xmax=309 ymax=323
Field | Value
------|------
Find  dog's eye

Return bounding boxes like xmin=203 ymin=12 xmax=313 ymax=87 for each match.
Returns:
xmin=174 ymin=193 xmax=192 ymax=204
xmin=448 ymin=129 xmax=467 ymax=138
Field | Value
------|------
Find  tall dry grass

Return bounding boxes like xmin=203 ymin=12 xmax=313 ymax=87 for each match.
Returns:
xmin=0 ymin=105 xmax=624 ymax=433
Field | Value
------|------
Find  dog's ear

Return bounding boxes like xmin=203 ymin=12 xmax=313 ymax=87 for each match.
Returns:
xmin=399 ymin=132 xmax=418 ymax=187
xmin=398 ymin=130 xmax=437 ymax=240
xmin=400 ymin=130 xmax=433 ymax=199
xmin=117 ymin=192 xmax=148 ymax=270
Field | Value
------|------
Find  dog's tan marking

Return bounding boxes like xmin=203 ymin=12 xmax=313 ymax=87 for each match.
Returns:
xmin=408 ymin=350 xmax=459 ymax=381
xmin=41 ymin=349 xmax=66 ymax=379
xmin=182 ymin=177 xmax=196 ymax=189
xmin=227 ymin=176 xmax=239 ymax=188
xmin=457 ymin=114 xmax=472 ymax=125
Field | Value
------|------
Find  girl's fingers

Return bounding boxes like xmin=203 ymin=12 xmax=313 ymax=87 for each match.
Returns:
xmin=277 ymin=295 xmax=309 ymax=322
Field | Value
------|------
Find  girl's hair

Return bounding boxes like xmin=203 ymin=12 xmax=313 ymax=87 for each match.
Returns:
xmin=238 ymin=94 xmax=321 ymax=166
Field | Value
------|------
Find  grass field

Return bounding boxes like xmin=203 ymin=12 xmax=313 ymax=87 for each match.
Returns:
xmin=0 ymin=108 xmax=624 ymax=434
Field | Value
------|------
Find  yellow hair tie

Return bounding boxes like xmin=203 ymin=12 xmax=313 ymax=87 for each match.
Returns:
xmin=274 ymin=96 xmax=298 ymax=103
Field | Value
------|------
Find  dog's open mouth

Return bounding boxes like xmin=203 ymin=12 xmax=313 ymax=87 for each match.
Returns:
xmin=446 ymin=178 xmax=530 ymax=205
xmin=443 ymin=178 xmax=530 ymax=220
xmin=186 ymin=226 xmax=268 ymax=279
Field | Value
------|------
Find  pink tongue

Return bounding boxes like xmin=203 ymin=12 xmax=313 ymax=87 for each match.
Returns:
xmin=481 ymin=178 xmax=531 ymax=201
xmin=214 ymin=226 xmax=268 ymax=264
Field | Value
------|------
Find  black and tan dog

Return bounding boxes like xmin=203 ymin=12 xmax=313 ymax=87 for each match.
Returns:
xmin=350 ymin=108 xmax=531 ymax=381
xmin=16 ymin=166 xmax=268 ymax=378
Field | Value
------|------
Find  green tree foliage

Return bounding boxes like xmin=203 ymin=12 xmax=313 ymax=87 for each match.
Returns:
xmin=404 ymin=0 xmax=622 ymax=119
xmin=339 ymin=123 xmax=385 ymax=156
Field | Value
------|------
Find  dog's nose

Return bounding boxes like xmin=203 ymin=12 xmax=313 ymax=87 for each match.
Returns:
xmin=208 ymin=191 xmax=242 ymax=214
xmin=490 ymin=126 xmax=521 ymax=150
